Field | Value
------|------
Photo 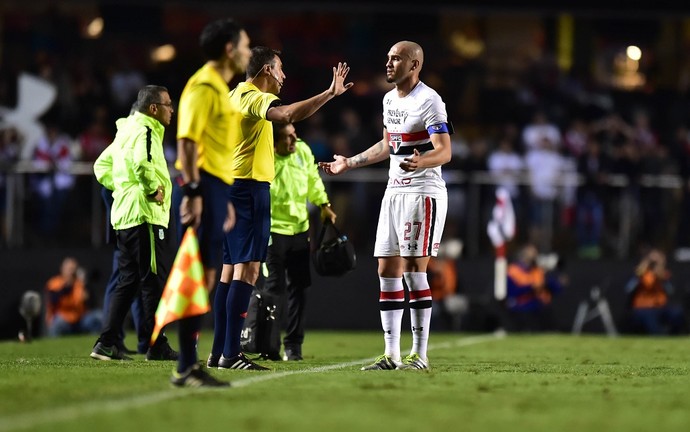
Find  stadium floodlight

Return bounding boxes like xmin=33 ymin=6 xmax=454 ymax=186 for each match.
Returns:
xmin=626 ymin=45 xmax=642 ymax=62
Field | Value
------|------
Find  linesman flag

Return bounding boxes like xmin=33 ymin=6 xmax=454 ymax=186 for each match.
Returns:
xmin=150 ymin=227 xmax=210 ymax=345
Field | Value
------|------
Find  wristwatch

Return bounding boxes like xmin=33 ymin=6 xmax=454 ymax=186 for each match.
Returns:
xmin=183 ymin=181 xmax=202 ymax=198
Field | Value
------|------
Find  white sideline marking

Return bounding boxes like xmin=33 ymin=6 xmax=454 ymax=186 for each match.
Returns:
xmin=0 ymin=332 xmax=504 ymax=431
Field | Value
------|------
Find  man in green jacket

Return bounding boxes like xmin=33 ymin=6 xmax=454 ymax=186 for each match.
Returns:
xmin=254 ymin=122 xmax=336 ymax=361
xmin=90 ymin=85 xmax=179 ymax=362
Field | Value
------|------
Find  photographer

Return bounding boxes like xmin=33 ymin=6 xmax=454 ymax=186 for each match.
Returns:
xmin=625 ymin=249 xmax=685 ymax=335
xmin=45 ymin=257 xmax=102 ymax=337
xmin=504 ymin=243 xmax=566 ymax=332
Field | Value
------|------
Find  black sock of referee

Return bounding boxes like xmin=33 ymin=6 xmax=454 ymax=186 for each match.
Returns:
xmin=177 ymin=315 xmax=202 ymax=373
xmin=211 ymin=281 xmax=230 ymax=357
xmin=223 ymin=280 xmax=254 ymax=358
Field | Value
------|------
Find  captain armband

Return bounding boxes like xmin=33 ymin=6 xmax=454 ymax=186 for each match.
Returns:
xmin=426 ymin=122 xmax=455 ymax=135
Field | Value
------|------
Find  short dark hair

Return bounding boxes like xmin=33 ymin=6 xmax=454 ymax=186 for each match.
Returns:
xmin=132 ymin=85 xmax=168 ymax=113
xmin=247 ymin=46 xmax=281 ymax=79
xmin=200 ymin=18 xmax=244 ymax=61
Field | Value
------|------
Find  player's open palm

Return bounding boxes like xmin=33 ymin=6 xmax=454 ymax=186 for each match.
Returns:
xmin=329 ymin=62 xmax=354 ymax=96
xmin=319 ymin=155 xmax=349 ymax=176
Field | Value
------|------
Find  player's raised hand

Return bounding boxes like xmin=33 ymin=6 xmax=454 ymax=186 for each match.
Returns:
xmin=318 ymin=154 xmax=349 ymax=176
xmin=328 ymin=62 xmax=354 ymax=96
xmin=400 ymin=148 xmax=421 ymax=172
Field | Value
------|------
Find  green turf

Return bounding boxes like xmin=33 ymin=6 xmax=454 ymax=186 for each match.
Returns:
xmin=0 ymin=331 xmax=689 ymax=432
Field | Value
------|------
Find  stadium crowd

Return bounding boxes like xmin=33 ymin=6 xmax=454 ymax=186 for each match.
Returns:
xmin=2 ymin=4 xmax=690 ymax=263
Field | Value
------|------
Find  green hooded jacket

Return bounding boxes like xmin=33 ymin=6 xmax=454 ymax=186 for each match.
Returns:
xmin=94 ymin=112 xmax=172 ymax=230
xmin=270 ymin=139 xmax=329 ymax=235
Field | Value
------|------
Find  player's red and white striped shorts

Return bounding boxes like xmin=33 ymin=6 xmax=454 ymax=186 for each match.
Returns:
xmin=374 ymin=193 xmax=447 ymax=257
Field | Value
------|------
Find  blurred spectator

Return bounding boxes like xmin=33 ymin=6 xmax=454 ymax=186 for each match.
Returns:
xmin=458 ymin=137 xmax=491 ymax=246
xmin=575 ymin=136 xmax=611 ymax=259
xmin=487 ymin=134 xmax=525 ymax=202
xmin=505 ymin=243 xmax=565 ymax=332
xmin=521 ymin=110 xmax=561 ymax=152
xmin=625 ymin=249 xmax=685 ymax=335
xmin=524 ymin=136 xmax=565 ymax=252
xmin=109 ymin=60 xmax=146 ymax=112
xmin=29 ymin=121 xmax=76 ymax=238
xmin=562 ymin=118 xmax=589 ymax=158
xmin=338 ymin=107 xmax=375 ymax=154
xmin=44 ymin=256 xmax=102 ymax=337
xmin=630 ymin=109 xmax=658 ymax=156
xmin=590 ymin=113 xmax=634 ymax=154
xmin=77 ymin=104 xmax=112 ymax=162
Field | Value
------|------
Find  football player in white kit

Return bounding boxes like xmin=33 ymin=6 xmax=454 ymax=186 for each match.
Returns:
xmin=319 ymin=41 xmax=452 ymax=370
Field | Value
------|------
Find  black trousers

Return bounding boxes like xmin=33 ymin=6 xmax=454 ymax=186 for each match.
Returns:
xmin=263 ymin=231 xmax=311 ymax=348
xmin=99 ymin=223 xmax=173 ymax=347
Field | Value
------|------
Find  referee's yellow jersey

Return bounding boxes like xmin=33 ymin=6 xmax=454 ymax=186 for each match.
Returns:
xmin=176 ymin=64 xmax=238 ymax=185
xmin=229 ymin=81 xmax=281 ymax=182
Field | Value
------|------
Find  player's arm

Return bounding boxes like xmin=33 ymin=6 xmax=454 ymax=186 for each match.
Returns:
xmin=177 ymin=85 xmax=215 ymax=227
xmin=177 ymin=137 xmax=200 ymax=185
xmin=400 ymin=128 xmax=452 ymax=172
xmin=177 ymin=137 xmax=203 ymax=227
xmin=319 ymin=127 xmax=390 ymax=175
xmin=266 ymin=62 xmax=353 ymax=124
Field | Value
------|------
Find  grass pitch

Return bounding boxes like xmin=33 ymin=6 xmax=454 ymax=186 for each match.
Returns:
xmin=0 ymin=331 xmax=689 ymax=432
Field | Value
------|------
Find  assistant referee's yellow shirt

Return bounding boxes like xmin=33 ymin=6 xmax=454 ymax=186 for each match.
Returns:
xmin=229 ymin=81 xmax=280 ymax=183
xmin=176 ymin=64 xmax=238 ymax=185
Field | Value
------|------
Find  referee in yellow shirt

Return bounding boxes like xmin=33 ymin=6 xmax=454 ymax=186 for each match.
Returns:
xmin=171 ymin=18 xmax=251 ymax=386
xmin=210 ymin=46 xmax=353 ymax=370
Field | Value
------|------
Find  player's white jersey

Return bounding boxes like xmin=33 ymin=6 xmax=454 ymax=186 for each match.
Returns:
xmin=383 ymin=81 xmax=448 ymax=197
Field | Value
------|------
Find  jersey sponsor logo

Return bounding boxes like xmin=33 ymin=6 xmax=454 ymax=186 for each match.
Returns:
xmin=385 ymin=108 xmax=408 ymax=125
xmin=388 ymin=177 xmax=412 ymax=186
xmin=432 ymin=243 xmax=440 ymax=251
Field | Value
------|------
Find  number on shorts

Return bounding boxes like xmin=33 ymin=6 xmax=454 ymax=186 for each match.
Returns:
xmin=403 ymin=221 xmax=422 ymax=241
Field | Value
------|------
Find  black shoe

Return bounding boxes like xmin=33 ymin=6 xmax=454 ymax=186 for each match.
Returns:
xmin=283 ymin=346 xmax=303 ymax=361
xmin=146 ymin=343 xmax=179 ymax=361
xmin=90 ymin=342 xmax=133 ymax=361
xmin=207 ymin=353 xmax=220 ymax=368
xmin=218 ymin=353 xmax=270 ymax=370
xmin=261 ymin=352 xmax=283 ymax=361
xmin=171 ymin=364 xmax=230 ymax=388
xmin=115 ymin=341 xmax=137 ymax=356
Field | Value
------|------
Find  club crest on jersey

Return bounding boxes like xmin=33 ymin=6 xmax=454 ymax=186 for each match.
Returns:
xmin=389 ymin=133 xmax=402 ymax=152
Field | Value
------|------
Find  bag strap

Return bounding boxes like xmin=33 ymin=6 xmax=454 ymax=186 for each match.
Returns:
xmin=317 ymin=219 xmax=342 ymax=245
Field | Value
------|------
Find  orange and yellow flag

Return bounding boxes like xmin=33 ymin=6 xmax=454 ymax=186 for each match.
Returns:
xmin=150 ymin=227 xmax=210 ymax=345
